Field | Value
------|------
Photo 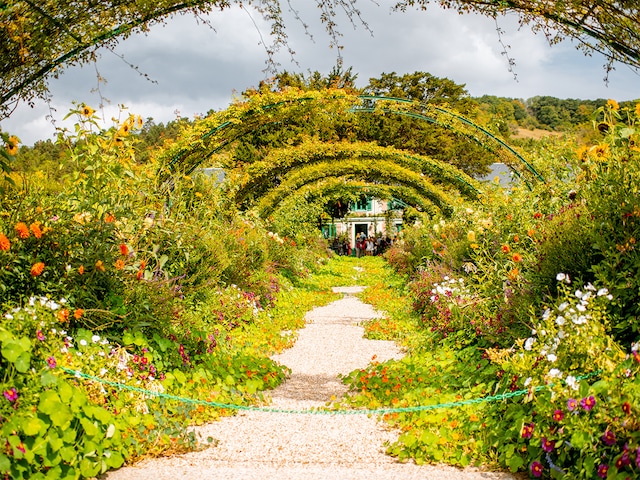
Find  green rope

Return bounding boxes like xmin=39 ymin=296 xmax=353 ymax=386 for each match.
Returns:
xmin=60 ymin=366 xmax=601 ymax=416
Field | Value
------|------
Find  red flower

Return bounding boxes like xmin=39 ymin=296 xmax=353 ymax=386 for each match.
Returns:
xmin=622 ymin=402 xmax=631 ymax=415
xmin=512 ymin=253 xmax=523 ymax=262
xmin=553 ymin=409 xmax=565 ymax=422
xmin=119 ymin=244 xmax=129 ymax=256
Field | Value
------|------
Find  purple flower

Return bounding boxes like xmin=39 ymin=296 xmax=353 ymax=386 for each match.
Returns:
xmin=601 ymin=430 xmax=616 ymax=446
xmin=615 ymin=451 xmax=631 ymax=470
xmin=3 ymin=388 xmax=18 ymax=403
xmin=46 ymin=356 xmax=56 ymax=369
xmin=597 ymin=464 xmax=609 ymax=478
xmin=530 ymin=460 xmax=543 ymax=478
xmin=581 ymin=395 xmax=596 ymax=411
xmin=567 ymin=398 xmax=578 ymax=411
xmin=541 ymin=437 xmax=555 ymax=452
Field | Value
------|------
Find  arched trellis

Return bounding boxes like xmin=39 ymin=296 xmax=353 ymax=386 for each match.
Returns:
xmin=229 ymin=140 xmax=482 ymax=208
xmin=158 ymin=89 xmax=542 ymax=188
xmin=255 ymin=156 xmax=457 ymax=218
xmin=266 ymin=178 xmax=441 ymax=220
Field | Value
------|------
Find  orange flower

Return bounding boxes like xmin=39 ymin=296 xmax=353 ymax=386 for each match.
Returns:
xmin=501 ymin=245 xmax=510 ymax=253
xmin=78 ymin=265 xmax=85 ymax=275
xmin=119 ymin=244 xmax=128 ymax=256
xmin=136 ymin=269 xmax=144 ymax=280
xmin=74 ymin=309 xmax=83 ymax=320
xmin=115 ymin=259 xmax=125 ymax=270
xmin=512 ymin=253 xmax=523 ymax=263
xmin=30 ymin=262 xmax=45 ymax=276
xmin=58 ymin=309 xmax=70 ymax=323
xmin=15 ymin=222 xmax=30 ymax=239
xmin=507 ymin=268 xmax=519 ymax=281
xmin=30 ymin=222 xmax=42 ymax=239
xmin=104 ymin=213 xmax=115 ymax=223
xmin=527 ymin=229 xmax=535 ymax=237
xmin=0 ymin=233 xmax=10 ymax=251
xmin=513 ymin=235 xmax=520 ymax=243
xmin=95 ymin=260 xmax=105 ymax=272
xmin=533 ymin=212 xmax=543 ymax=219
xmin=139 ymin=260 xmax=146 ymax=269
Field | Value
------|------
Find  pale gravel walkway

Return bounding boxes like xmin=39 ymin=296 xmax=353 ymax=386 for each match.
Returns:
xmin=105 ymin=286 xmax=518 ymax=480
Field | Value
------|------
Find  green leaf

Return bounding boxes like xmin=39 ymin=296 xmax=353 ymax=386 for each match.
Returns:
xmin=79 ymin=458 xmax=101 ymax=477
xmin=506 ymin=454 xmax=524 ymax=471
xmin=0 ymin=453 xmax=10 ymax=472
xmin=22 ymin=416 xmax=48 ymax=436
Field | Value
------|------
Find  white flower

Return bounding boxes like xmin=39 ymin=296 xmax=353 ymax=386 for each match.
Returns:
xmin=606 ymin=294 xmax=613 ymax=300
xmin=548 ymin=368 xmax=562 ymax=378
xmin=576 ymin=303 xmax=586 ymax=312
xmin=524 ymin=377 xmax=532 ymax=386
xmin=542 ymin=309 xmax=551 ymax=320
xmin=556 ymin=316 xmax=566 ymax=326
xmin=4 ymin=313 xmax=13 ymax=320
xmin=79 ymin=339 xmax=87 ymax=346
xmin=524 ymin=338 xmax=536 ymax=351
xmin=575 ymin=290 xmax=583 ymax=299
xmin=100 ymin=368 xmax=108 ymax=376
xmin=556 ymin=273 xmax=566 ymax=282
xmin=565 ymin=375 xmax=579 ymax=390
xmin=573 ymin=315 xmax=588 ymax=325
xmin=585 ymin=283 xmax=596 ymax=291
xmin=558 ymin=302 xmax=568 ymax=312
xmin=92 ymin=335 xmax=101 ymax=343
xmin=597 ymin=287 xmax=609 ymax=297
xmin=547 ymin=354 xmax=557 ymax=363
xmin=557 ymin=330 xmax=565 ymax=339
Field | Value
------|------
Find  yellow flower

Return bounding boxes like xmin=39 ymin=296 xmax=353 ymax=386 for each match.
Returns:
xmin=5 ymin=136 xmax=19 ymax=156
xmin=592 ymin=144 xmax=610 ymax=159
xmin=95 ymin=260 xmax=105 ymax=272
xmin=81 ymin=104 xmax=95 ymax=117
xmin=607 ymin=99 xmax=620 ymax=110
xmin=635 ymin=102 xmax=640 ymax=117
xmin=467 ymin=230 xmax=476 ymax=242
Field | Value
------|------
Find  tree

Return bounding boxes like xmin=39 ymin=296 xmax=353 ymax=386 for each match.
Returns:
xmin=1 ymin=1 xmax=639 ymax=118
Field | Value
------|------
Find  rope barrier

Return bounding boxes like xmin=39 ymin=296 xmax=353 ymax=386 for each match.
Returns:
xmin=60 ymin=366 xmax=601 ymax=416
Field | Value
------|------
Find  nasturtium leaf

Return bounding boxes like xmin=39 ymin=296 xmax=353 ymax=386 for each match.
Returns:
xmin=105 ymin=451 xmax=125 ymax=468
xmin=14 ymin=351 xmax=32 ymax=372
xmin=0 ymin=453 xmax=10 ymax=472
xmin=79 ymin=458 xmax=101 ymax=478
xmin=22 ymin=416 xmax=47 ymax=436
xmin=105 ymin=423 xmax=116 ymax=439
xmin=80 ymin=418 xmax=99 ymax=437
xmin=38 ymin=390 xmax=62 ymax=415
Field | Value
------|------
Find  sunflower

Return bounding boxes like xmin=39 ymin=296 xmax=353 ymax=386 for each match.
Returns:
xmin=5 ymin=136 xmax=19 ymax=155
xmin=606 ymin=99 xmax=620 ymax=110
xmin=81 ymin=104 xmax=95 ymax=117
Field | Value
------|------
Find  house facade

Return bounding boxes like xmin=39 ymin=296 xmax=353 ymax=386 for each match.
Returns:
xmin=321 ymin=196 xmax=404 ymax=249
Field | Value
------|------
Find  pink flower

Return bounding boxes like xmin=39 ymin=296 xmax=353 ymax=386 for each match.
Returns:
xmin=3 ymin=388 xmax=18 ymax=403
xmin=530 ymin=461 xmax=543 ymax=477
xmin=553 ymin=409 xmax=565 ymax=421
xmin=36 ymin=330 xmax=46 ymax=341
xmin=601 ymin=430 xmax=616 ymax=446
xmin=597 ymin=464 xmax=609 ymax=478
xmin=567 ymin=398 xmax=578 ymax=411
xmin=46 ymin=356 xmax=56 ymax=369
xmin=541 ymin=437 xmax=555 ymax=452
xmin=521 ymin=423 xmax=535 ymax=439
xmin=581 ymin=395 xmax=596 ymax=411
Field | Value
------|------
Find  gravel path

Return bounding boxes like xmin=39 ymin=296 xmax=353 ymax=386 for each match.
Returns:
xmin=105 ymin=286 xmax=518 ymax=480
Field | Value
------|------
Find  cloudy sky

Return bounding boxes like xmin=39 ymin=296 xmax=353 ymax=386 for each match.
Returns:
xmin=2 ymin=1 xmax=639 ymax=145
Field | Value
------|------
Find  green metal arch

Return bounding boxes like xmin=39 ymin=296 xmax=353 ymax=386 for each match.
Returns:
xmin=160 ymin=92 xmax=542 ymax=189
xmin=231 ymin=140 xmax=482 ymax=207
xmin=256 ymin=157 xmax=455 ymax=218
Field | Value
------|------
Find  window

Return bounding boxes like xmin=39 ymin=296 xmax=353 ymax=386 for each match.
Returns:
xmin=353 ymin=196 xmax=372 ymax=212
